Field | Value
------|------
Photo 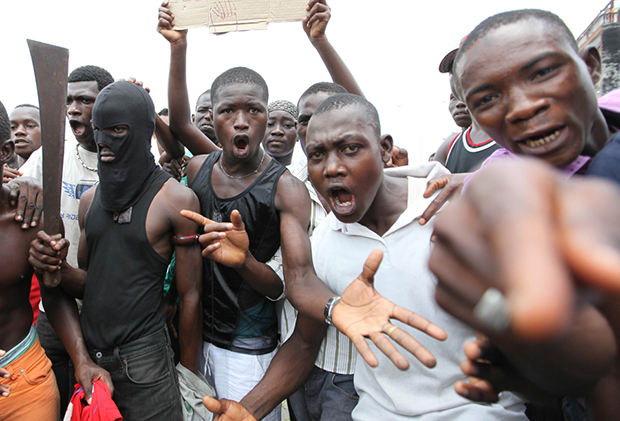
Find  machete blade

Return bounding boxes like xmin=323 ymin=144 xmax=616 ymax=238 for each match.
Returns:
xmin=28 ymin=39 xmax=69 ymax=288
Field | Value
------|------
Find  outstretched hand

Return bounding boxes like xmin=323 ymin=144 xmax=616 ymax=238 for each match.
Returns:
xmin=158 ymin=0 xmax=188 ymax=44
xmin=203 ymin=396 xmax=257 ymax=421
xmin=332 ymin=249 xmax=447 ymax=370
xmin=303 ymin=0 xmax=331 ymax=42
xmin=431 ymin=159 xmax=620 ymax=340
xmin=181 ymin=209 xmax=249 ymax=267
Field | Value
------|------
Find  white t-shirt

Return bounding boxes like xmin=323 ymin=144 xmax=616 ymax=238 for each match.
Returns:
xmin=310 ymin=163 xmax=527 ymax=420
xmin=20 ymin=138 xmax=99 ymax=269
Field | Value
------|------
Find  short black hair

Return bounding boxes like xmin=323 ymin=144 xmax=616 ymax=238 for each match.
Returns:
xmin=313 ymin=93 xmax=380 ymax=136
xmin=158 ymin=108 xmax=169 ymax=116
xmin=68 ymin=65 xmax=114 ymax=92
xmin=298 ymin=82 xmax=347 ymax=107
xmin=455 ymin=9 xmax=577 ymax=73
xmin=14 ymin=104 xmax=40 ymax=111
xmin=211 ymin=67 xmax=268 ymax=105
xmin=0 ymin=101 xmax=10 ymax=142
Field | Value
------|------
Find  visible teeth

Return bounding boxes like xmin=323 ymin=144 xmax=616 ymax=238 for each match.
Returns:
xmin=334 ymin=196 xmax=352 ymax=207
xmin=524 ymin=129 xmax=560 ymax=147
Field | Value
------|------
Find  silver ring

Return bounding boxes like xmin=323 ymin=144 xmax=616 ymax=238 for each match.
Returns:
xmin=473 ymin=288 xmax=510 ymax=331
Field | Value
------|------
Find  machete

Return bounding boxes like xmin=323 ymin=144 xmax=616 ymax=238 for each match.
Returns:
xmin=28 ymin=39 xmax=69 ymax=288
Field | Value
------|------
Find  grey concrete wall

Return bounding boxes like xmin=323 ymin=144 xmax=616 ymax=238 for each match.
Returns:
xmin=602 ymin=23 xmax=620 ymax=94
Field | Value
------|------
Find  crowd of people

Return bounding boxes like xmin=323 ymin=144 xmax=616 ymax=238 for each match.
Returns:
xmin=2 ymin=1 xmax=620 ymax=420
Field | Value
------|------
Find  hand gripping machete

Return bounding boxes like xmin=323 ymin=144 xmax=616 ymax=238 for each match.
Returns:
xmin=28 ymin=39 xmax=69 ymax=288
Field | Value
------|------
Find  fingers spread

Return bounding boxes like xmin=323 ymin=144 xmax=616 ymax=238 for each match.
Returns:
xmin=369 ymin=331 xmax=410 ymax=370
xmin=351 ymin=335 xmax=379 ymax=368
xmin=180 ymin=209 xmax=211 ymax=226
xmin=360 ymin=249 xmax=383 ymax=285
xmin=230 ymin=210 xmax=245 ymax=231
xmin=392 ymin=307 xmax=447 ymax=341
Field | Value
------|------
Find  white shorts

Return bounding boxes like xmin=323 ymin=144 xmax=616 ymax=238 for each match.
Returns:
xmin=200 ymin=342 xmax=281 ymax=421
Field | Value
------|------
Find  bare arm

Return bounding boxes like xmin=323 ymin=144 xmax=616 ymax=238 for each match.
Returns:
xmin=170 ymin=187 xmax=203 ymax=373
xmin=27 ymin=187 xmax=95 ymax=298
xmin=277 ymin=172 xmax=447 ymax=369
xmin=182 ymin=208 xmax=284 ymax=300
xmin=240 ymin=315 xmax=326 ymax=419
xmin=304 ymin=0 xmax=364 ymax=97
xmin=158 ymin=2 xmax=219 ymax=156
xmin=155 ymin=114 xmax=185 ymax=160
xmin=33 ymin=190 xmax=113 ymax=402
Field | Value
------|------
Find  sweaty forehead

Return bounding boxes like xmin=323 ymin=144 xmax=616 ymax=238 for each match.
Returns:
xmin=214 ymin=83 xmax=267 ymax=107
xmin=307 ymin=107 xmax=373 ymax=145
xmin=456 ymin=20 xmax=573 ymax=93
xmin=67 ymin=80 xmax=99 ymax=97
xmin=10 ymin=107 xmax=40 ymax=122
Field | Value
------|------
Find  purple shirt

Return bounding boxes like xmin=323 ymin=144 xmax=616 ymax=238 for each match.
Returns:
xmin=463 ymin=148 xmax=591 ymax=190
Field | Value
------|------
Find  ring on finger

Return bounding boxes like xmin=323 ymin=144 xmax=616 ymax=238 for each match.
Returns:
xmin=473 ymin=287 xmax=510 ymax=331
xmin=385 ymin=325 xmax=398 ymax=338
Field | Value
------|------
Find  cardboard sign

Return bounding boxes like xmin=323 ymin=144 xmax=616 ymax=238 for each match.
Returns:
xmin=168 ymin=0 xmax=308 ymax=33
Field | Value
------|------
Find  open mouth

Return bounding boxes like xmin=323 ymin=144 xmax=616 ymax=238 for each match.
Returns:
xmin=70 ymin=120 xmax=86 ymax=136
xmin=519 ymin=127 xmax=564 ymax=149
xmin=233 ymin=135 xmax=250 ymax=157
xmin=329 ymin=187 xmax=356 ymax=216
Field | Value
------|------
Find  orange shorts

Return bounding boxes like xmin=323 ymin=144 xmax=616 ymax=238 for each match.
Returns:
xmin=0 ymin=332 xmax=60 ymax=421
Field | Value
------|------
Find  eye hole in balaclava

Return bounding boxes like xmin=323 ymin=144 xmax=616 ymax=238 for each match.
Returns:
xmin=91 ymin=81 xmax=156 ymax=213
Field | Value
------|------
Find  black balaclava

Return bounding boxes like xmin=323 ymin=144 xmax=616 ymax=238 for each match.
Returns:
xmin=92 ymin=81 xmax=157 ymax=213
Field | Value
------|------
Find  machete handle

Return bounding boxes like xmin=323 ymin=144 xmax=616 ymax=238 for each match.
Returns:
xmin=43 ymin=271 xmax=61 ymax=288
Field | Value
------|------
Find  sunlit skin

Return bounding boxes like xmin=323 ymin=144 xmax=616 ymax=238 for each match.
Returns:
xmin=262 ymin=110 xmax=297 ymax=166
xmin=455 ymin=20 xmax=608 ymax=168
xmin=67 ymin=81 xmax=100 ymax=152
xmin=296 ymin=92 xmax=331 ymax=152
xmin=306 ymin=105 xmax=404 ymax=235
xmin=195 ymin=91 xmax=217 ymax=143
xmin=0 ymin=138 xmax=39 ymax=398
xmin=449 ymin=93 xmax=472 ymax=129
xmin=214 ymin=84 xmax=269 ymax=175
xmin=10 ymin=107 xmax=41 ymax=160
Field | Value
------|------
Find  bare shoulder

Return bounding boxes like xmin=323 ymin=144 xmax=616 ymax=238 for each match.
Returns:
xmin=186 ymin=154 xmax=210 ymax=186
xmin=275 ymin=170 xmax=311 ymax=213
xmin=160 ymin=178 xmax=200 ymax=213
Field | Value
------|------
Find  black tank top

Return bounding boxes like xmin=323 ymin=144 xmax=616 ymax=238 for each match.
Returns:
xmin=445 ymin=126 xmax=501 ymax=173
xmin=191 ymin=151 xmax=286 ymax=354
xmin=81 ymin=168 xmax=171 ymax=350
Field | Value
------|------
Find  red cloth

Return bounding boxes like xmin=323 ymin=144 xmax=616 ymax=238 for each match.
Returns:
xmin=29 ymin=274 xmax=40 ymax=324
xmin=69 ymin=381 xmax=123 ymax=421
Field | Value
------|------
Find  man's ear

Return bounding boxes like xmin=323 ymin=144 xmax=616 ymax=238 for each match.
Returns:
xmin=0 ymin=139 xmax=15 ymax=165
xmin=581 ymin=46 xmax=602 ymax=86
xmin=380 ymin=134 xmax=394 ymax=164
xmin=191 ymin=114 xmax=196 ymax=123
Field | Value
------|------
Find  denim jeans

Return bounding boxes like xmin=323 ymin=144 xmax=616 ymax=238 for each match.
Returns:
xmin=300 ymin=366 xmax=358 ymax=421
xmin=88 ymin=327 xmax=183 ymax=421
xmin=37 ymin=311 xmax=74 ymax=416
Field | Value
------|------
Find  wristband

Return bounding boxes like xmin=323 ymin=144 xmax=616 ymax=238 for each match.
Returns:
xmin=324 ymin=296 xmax=341 ymax=326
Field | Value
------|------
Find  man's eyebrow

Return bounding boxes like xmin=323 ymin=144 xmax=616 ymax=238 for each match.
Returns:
xmin=466 ymin=83 xmax=495 ymax=102
xmin=297 ymin=114 xmax=311 ymax=122
xmin=521 ymin=52 xmax=561 ymax=71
